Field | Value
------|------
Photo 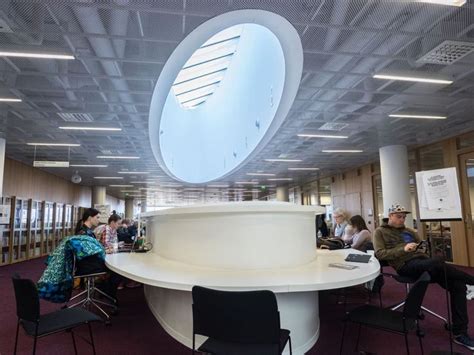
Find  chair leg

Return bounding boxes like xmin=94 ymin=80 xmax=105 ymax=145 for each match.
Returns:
xmin=70 ymin=330 xmax=77 ymax=355
xmin=14 ymin=320 xmax=19 ymax=355
xmin=339 ymin=319 xmax=347 ymax=355
xmin=355 ymin=324 xmax=362 ymax=352
xmin=192 ymin=333 xmax=195 ymax=355
xmin=288 ymin=336 xmax=292 ymax=355
xmin=32 ymin=336 xmax=37 ymax=355
xmin=88 ymin=322 xmax=96 ymax=355
xmin=404 ymin=333 xmax=410 ymax=355
xmin=418 ymin=333 xmax=424 ymax=355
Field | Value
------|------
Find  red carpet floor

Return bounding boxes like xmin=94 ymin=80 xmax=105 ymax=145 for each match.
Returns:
xmin=0 ymin=257 xmax=472 ymax=354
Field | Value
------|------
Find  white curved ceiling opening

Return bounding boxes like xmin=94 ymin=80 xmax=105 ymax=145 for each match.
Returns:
xmin=149 ymin=10 xmax=303 ymax=184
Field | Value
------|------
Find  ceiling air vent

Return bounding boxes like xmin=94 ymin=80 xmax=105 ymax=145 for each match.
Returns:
xmin=417 ymin=41 xmax=474 ymax=65
xmin=0 ymin=18 xmax=13 ymax=33
xmin=57 ymin=113 xmax=94 ymax=122
xmin=318 ymin=122 xmax=348 ymax=131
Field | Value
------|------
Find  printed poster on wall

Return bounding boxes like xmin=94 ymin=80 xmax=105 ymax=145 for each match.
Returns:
xmin=415 ymin=167 xmax=462 ymax=221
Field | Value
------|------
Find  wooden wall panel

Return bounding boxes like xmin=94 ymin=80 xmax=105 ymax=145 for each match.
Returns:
xmin=3 ymin=158 xmax=92 ymax=206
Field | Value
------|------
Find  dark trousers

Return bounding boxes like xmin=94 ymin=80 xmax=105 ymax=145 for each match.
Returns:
xmin=76 ymin=255 xmax=122 ymax=299
xmin=398 ymin=257 xmax=474 ymax=335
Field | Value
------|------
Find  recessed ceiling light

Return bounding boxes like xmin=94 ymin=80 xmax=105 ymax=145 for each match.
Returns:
xmin=96 ymin=156 xmax=140 ymax=159
xmin=297 ymin=134 xmax=348 ymax=139
xmin=388 ymin=114 xmax=447 ymax=120
xmin=246 ymin=173 xmax=276 ymax=176
xmin=59 ymin=127 xmax=122 ymax=131
xmin=417 ymin=0 xmax=466 ymax=6
xmin=0 ymin=50 xmax=74 ymax=60
xmin=373 ymin=74 xmax=452 ymax=84
xmin=288 ymin=167 xmax=319 ymax=171
xmin=0 ymin=97 xmax=22 ymax=102
xmin=109 ymin=185 xmax=134 ymax=187
xmin=93 ymin=177 xmax=124 ymax=180
xmin=117 ymin=171 xmax=150 ymax=174
xmin=322 ymin=150 xmax=363 ymax=153
xmin=70 ymin=164 xmax=108 ymax=168
xmin=264 ymin=159 xmax=302 ymax=162
xmin=27 ymin=143 xmax=80 ymax=147
xmin=267 ymin=178 xmax=293 ymax=181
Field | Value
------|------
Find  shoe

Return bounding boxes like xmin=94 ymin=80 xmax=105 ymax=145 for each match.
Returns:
xmin=467 ymin=285 xmax=474 ymax=300
xmin=453 ymin=333 xmax=474 ymax=350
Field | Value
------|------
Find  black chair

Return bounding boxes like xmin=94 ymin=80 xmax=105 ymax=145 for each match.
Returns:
xmin=12 ymin=274 xmax=102 ymax=355
xmin=379 ymin=260 xmax=448 ymax=326
xmin=339 ymin=271 xmax=431 ymax=355
xmin=68 ymin=254 xmax=117 ymax=323
xmin=192 ymin=286 xmax=292 ymax=355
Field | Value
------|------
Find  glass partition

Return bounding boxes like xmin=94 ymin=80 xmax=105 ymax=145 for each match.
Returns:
xmin=0 ymin=197 xmax=12 ymax=265
xmin=43 ymin=202 xmax=54 ymax=254
xmin=54 ymin=203 xmax=64 ymax=247
xmin=12 ymin=198 xmax=28 ymax=262
xmin=29 ymin=200 xmax=43 ymax=258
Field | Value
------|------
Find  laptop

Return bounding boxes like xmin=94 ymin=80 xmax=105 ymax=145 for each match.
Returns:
xmin=344 ymin=253 xmax=372 ymax=263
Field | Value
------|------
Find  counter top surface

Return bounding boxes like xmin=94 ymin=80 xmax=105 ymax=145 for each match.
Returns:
xmin=106 ymin=248 xmax=380 ymax=292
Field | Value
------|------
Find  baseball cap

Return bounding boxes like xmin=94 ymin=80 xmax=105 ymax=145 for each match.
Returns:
xmin=388 ymin=203 xmax=411 ymax=214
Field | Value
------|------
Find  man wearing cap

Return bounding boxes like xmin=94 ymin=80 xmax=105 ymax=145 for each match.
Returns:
xmin=374 ymin=203 xmax=474 ymax=351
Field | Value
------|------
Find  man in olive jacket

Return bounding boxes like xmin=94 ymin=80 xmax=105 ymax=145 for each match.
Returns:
xmin=374 ymin=203 xmax=474 ymax=351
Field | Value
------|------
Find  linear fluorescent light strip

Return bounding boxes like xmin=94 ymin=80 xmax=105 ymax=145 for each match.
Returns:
xmin=0 ymin=98 xmax=21 ymax=102
xmin=235 ymin=181 xmax=259 ymax=184
xmin=288 ymin=168 xmax=319 ymax=171
xmin=109 ymin=185 xmax=134 ymax=187
xmin=117 ymin=171 xmax=150 ymax=174
xmin=33 ymin=161 xmax=69 ymax=168
xmin=417 ymin=0 xmax=466 ymax=6
xmin=322 ymin=150 xmax=363 ymax=153
xmin=93 ymin=177 xmax=123 ymax=179
xmin=27 ymin=143 xmax=80 ymax=147
xmin=0 ymin=51 xmax=75 ymax=60
xmin=70 ymin=164 xmax=108 ymax=167
xmin=373 ymin=74 xmax=452 ymax=84
xmin=267 ymin=178 xmax=293 ymax=181
xmin=96 ymin=156 xmax=140 ymax=159
xmin=59 ymin=126 xmax=122 ymax=131
xmin=265 ymin=159 xmax=302 ymax=162
xmin=297 ymin=134 xmax=348 ymax=139
xmin=246 ymin=173 xmax=276 ymax=176
xmin=389 ymin=114 xmax=447 ymax=120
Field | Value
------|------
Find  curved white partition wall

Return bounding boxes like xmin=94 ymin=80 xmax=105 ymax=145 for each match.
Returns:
xmin=106 ymin=202 xmax=380 ymax=355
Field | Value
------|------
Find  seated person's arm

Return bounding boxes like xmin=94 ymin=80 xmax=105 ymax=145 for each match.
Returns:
xmin=351 ymin=230 xmax=371 ymax=251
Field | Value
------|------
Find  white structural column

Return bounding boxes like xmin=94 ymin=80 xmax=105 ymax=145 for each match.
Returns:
xmin=379 ymin=145 xmax=413 ymax=228
xmin=92 ymin=186 xmax=106 ymax=206
xmin=125 ymin=197 xmax=134 ymax=219
xmin=276 ymin=186 xmax=289 ymax=202
xmin=0 ymin=138 xmax=5 ymax=197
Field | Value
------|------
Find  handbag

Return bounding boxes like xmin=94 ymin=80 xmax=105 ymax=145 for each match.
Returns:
xmin=317 ymin=237 xmax=345 ymax=250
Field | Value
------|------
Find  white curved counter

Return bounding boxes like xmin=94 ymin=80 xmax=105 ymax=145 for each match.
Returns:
xmin=107 ymin=202 xmax=380 ymax=355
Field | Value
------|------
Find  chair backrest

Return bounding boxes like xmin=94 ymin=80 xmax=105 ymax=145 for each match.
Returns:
xmin=403 ymin=271 xmax=431 ymax=319
xmin=192 ymin=286 xmax=281 ymax=344
xmin=12 ymin=274 xmax=40 ymax=323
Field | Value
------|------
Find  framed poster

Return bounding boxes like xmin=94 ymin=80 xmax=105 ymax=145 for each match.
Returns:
xmin=415 ymin=167 xmax=462 ymax=221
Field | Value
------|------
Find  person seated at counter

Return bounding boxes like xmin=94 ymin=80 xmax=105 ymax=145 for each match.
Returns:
xmin=342 ymin=215 xmax=372 ymax=252
xmin=75 ymin=208 xmax=121 ymax=300
xmin=374 ymin=203 xmax=474 ymax=351
xmin=95 ymin=212 xmax=122 ymax=253
xmin=332 ymin=208 xmax=349 ymax=238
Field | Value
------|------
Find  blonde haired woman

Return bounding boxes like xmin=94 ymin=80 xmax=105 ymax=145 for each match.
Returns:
xmin=332 ymin=208 xmax=349 ymax=238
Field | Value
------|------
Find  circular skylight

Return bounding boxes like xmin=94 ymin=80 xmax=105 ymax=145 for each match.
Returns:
xmin=149 ymin=10 xmax=303 ymax=183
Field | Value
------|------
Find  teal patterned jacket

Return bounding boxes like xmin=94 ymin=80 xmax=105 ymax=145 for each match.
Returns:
xmin=37 ymin=235 xmax=105 ymax=303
